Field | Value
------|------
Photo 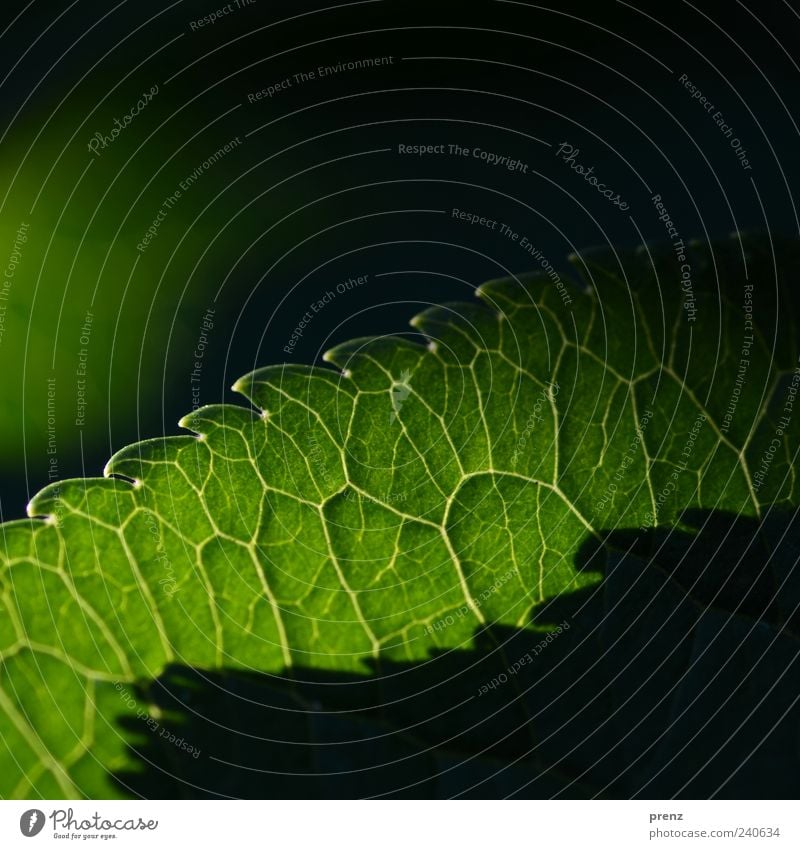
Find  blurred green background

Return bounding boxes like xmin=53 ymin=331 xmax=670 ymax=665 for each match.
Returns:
xmin=1 ymin=0 xmax=798 ymax=518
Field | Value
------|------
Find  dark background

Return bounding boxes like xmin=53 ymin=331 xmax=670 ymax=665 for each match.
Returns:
xmin=1 ymin=0 xmax=798 ymax=518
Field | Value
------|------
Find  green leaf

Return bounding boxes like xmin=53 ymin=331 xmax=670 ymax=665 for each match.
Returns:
xmin=1 ymin=234 xmax=799 ymax=798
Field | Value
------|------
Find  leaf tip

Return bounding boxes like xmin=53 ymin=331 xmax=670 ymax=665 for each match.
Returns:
xmin=178 ymin=414 xmax=209 ymax=440
xmin=321 ymin=349 xmax=352 ymax=377
xmin=102 ymin=460 xmax=143 ymax=488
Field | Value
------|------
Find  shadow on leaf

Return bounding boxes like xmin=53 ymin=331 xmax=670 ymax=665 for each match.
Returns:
xmin=113 ymin=509 xmax=800 ymax=799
